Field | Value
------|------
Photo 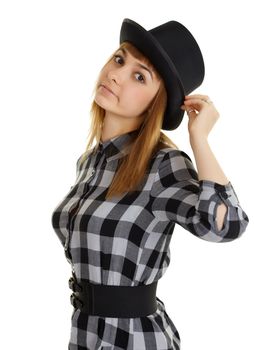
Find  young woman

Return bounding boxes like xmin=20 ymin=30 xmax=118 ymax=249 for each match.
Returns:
xmin=51 ymin=18 xmax=249 ymax=350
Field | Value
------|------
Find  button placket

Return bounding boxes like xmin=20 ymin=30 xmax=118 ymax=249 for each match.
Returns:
xmin=64 ymin=167 xmax=97 ymax=265
xmin=65 ymin=152 xmax=102 ymax=267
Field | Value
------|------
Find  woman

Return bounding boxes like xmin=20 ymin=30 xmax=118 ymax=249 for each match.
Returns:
xmin=51 ymin=18 xmax=249 ymax=350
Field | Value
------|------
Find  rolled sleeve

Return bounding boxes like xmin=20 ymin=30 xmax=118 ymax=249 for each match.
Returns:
xmin=151 ymin=149 xmax=249 ymax=243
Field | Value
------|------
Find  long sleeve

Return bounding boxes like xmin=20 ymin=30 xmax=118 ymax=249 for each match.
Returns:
xmin=150 ymin=149 xmax=249 ymax=243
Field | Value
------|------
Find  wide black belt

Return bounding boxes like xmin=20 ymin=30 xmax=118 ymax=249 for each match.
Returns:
xmin=68 ymin=271 xmax=158 ymax=318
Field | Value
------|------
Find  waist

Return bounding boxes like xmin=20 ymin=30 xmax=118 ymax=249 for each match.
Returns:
xmin=69 ymin=272 xmax=158 ymax=318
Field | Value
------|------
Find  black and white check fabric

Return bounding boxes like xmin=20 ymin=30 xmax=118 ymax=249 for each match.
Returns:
xmin=51 ymin=129 xmax=249 ymax=350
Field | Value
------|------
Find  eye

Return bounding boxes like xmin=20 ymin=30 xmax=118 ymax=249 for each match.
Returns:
xmin=113 ymin=55 xmax=146 ymax=84
xmin=134 ymin=72 xmax=145 ymax=84
xmin=114 ymin=55 xmax=124 ymax=65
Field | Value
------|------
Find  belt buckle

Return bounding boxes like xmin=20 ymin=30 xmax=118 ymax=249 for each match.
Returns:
xmin=69 ymin=279 xmax=91 ymax=313
xmin=68 ymin=277 xmax=75 ymax=291
xmin=70 ymin=293 xmax=83 ymax=309
xmin=68 ymin=276 xmax=83 ymax=292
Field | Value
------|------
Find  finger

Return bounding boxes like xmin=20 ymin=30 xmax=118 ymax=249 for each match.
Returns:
xmin=183 ymin=100 xmax=206 ymax=111
xmin=180 ymin=105 xmax=197 ymax=114
xmin=184 ymin=98 xmax=209 ymax=105
xmin=180 ymin=104 xmax=197 ymax=111
xmin=185 ymin=94 xmax=209 ymax=99
xmin=187 ymin=109 xmax=197 ymax=115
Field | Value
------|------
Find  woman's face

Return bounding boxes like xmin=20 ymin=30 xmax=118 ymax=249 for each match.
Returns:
xmin=94 ymin=47 xmax=161 ymax=121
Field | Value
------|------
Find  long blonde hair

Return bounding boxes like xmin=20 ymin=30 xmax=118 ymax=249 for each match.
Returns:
xmin=80 ymin=41 xmax=179 ymax=200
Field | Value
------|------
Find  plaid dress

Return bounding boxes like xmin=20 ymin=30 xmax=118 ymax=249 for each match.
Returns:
xmin=51 ymin=129 xmax=249 ymax=350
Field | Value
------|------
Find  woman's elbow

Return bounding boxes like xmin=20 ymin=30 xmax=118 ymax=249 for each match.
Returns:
xmin=189 ymin=206 xmax=249 ymax=243
xmin=216 ymin=206 xmax=249 ymax=242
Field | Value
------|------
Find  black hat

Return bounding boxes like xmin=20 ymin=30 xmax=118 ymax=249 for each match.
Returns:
xmin=120 ymin=18 xmax=205 ymax=130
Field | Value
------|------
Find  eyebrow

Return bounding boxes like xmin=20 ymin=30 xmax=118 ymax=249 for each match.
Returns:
xmin=116 ymin=48 xmax=154 ymax=81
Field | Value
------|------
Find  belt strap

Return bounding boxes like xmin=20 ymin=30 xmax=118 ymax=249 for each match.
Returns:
xmin=68 ymin=272 xmax=158 ymax=318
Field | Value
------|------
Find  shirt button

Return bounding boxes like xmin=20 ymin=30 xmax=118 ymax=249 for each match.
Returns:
xmin=220 ymin=191 xmax=228 ymax=199
xmin=87 ymin=169 xmax=95 ymax=180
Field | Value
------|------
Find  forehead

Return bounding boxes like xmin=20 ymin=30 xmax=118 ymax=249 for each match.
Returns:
xmin=115 ymin=47 xmax=156 ymax=81
xmin=117 ymin=47 xmax=151 ymax=66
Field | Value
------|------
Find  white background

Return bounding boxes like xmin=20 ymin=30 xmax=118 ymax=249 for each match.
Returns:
xmin=0 ymin=0 xmax=253 ymax=349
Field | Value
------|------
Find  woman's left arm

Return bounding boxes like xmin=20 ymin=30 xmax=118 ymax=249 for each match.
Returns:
xmin=189 ymin=136 xmax=229 ymax=230
xmin=181 ymin=93 xmax=238 ymax=231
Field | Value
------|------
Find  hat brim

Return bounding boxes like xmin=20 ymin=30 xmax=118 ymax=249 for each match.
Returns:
xmin=120 ymin=18 xmax=185 ymax=130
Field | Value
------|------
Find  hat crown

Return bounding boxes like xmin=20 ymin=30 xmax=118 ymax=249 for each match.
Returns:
xmin=149 ymin=20 xmax=205 ymax=93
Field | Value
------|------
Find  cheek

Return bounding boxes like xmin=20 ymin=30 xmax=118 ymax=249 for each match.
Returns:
xmin=98 ymin=67 xmax=108 ymax=82
xmin=123 ymin=87 xmax=150 ymax=106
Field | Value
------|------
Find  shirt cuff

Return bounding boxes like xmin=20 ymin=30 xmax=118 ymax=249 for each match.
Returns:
xmin=198 ymin=180 xmax=240 ymax=207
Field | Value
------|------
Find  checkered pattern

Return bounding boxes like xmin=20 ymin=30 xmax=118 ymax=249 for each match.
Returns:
xmin=51 ymin=129 xmax=249 ymax=349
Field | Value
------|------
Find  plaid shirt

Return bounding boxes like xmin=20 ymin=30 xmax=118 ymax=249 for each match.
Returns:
xmin=51 ymin=129 xmax=249 ymax=350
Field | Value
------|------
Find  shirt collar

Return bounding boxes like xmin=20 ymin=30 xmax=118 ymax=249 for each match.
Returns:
xmin=95 ymin=129 xmax=139 ymax=162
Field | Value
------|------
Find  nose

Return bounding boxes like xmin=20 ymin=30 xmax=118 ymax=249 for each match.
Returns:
xmin=107 ymin=65 xmax=128 ymax=85
xmin=108 ymin=70 xmax=119 ymax=84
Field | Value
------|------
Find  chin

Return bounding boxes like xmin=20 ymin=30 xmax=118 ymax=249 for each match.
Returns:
xmin=94 ymin=94 xmax=106 ymax=107
xmin=95 ymin=93 xmax=115 ymax=110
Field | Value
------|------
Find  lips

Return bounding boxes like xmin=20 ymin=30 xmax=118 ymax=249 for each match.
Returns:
xmin=100 ymin=83 xmax=117 ymax=97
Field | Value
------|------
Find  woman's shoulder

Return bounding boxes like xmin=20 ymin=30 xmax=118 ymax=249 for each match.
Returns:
xmin=153 ymin=144 xmax=192 ymax=163
xmin=76 ymin=148 xmax=94 ymax=169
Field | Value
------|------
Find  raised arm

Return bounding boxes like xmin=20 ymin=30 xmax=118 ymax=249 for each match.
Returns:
xmin=190 ymin=136 xmax=229 ymax=231
xmin=150 ymin=149 xmax=249 ymax=242
xmin=182 ymin=93 xmax=247 ymax=232
xmin=150 ymin=93 xmax=249 ymax=242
